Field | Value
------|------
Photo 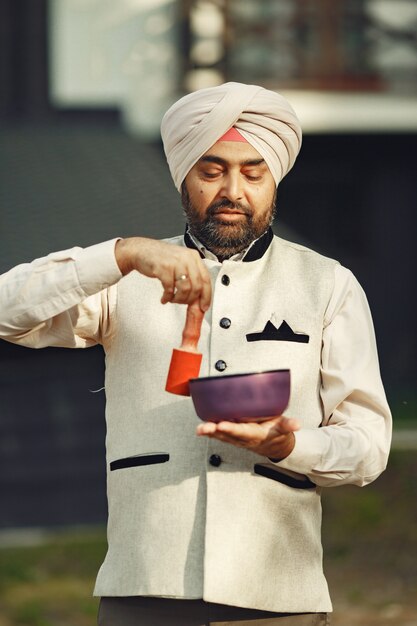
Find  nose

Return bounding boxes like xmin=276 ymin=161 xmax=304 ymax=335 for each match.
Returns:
xmin=220 ymin=172 xmax=243 ymax=203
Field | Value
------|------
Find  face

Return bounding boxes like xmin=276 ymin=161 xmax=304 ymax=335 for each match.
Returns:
xmin=182 ymin=141 xmax=277 ymax=260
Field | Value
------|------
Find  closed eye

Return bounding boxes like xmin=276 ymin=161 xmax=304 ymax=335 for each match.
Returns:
xmin=201 ymin=170 xmax=223 ymax=179
xmin=242 ymin=164 xmax=267 ymax=181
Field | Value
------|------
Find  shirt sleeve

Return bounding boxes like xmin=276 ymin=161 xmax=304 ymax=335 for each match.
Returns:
xmin=276 ymin=264 xmax=392 ymax=487
xmin=0 ymin=239 xmax=123 ymax=349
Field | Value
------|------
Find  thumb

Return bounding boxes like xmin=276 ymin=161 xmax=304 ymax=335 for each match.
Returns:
xmin=270 ymin=416 xmax=301 ymax=434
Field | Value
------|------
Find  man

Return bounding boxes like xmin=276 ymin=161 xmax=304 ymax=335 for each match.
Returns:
xmin=0 ymin=83 xmax=391 ymax=626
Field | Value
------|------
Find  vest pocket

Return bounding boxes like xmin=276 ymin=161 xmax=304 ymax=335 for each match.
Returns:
xmin=110 ymin=452 xmax=169 ymax=471
xmin=254 ymin=463 xmax=316 ymax=490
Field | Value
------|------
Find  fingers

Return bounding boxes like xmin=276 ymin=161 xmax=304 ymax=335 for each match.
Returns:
xmin=196 ymin=422 xmax=249 ymax=447
xmin=170 ymin=263 xmax=211 ymax=310
xmin=196 ymin=417 xmax=297 ymax=460
xmin=159 ymin=251 xmax=212 ymax=310
xmin=122 ymin=238 xmax=211 ymax=309
xmin=160 ymin=278 xmax=176 ymax=304
xmin=196 ymin=416 xmax=301 ymax=449
xmin=196 ymin=422 xmax=217 ymax=436
xmin=197 ymin=416 xmax=299 ymax=436
xmin=196 ymin=420 xmax=262 ymax=446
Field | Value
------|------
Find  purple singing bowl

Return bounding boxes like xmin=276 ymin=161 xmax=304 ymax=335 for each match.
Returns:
xmin=189 ymin=369 xmax=290 ymax=422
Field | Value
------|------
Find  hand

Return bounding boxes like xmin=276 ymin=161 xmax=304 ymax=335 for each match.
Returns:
xmin=115 ymin=237 xmax=212 ymax=311
xmin=196 ymin=416 xmax=300 ymax=461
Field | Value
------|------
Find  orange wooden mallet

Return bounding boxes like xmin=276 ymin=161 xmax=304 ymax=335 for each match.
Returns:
xmin=165 ymin=301 xmax=204 ymax=396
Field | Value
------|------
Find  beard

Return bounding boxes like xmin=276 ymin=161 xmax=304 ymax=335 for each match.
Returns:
xmin=181 ymin=185 xmax=277 ymax=261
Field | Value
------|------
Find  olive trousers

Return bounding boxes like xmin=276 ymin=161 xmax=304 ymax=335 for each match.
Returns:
xmin=98 ymin=597 xmax=330 ymax=625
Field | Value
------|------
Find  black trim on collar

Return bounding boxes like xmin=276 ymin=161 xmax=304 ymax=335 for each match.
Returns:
xmin=242 ymin=227 xmax=274 ymax=262
xmin=184 ymin=227 xmax=274 ymax=263
xmin=184 ymin=230 xmax=205 ymax=258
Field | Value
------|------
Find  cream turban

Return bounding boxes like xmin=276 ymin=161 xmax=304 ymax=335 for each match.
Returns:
xmin=161 ymin=82 xmax=302 ymax=191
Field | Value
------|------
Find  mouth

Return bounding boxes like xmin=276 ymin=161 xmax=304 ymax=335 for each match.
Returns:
xmin=214 ymin=209 xmax=247 ymax=221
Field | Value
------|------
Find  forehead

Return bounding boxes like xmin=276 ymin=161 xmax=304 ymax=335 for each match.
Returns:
xmin=199 ymin=140 xmax=265 ymax=165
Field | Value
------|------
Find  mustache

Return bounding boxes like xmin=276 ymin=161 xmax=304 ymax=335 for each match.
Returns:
xmin=206 ymin=199 xmax=253 ymax=218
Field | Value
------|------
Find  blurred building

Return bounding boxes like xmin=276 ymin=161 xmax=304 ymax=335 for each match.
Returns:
xmin=0 ymin=0 xmax=416 ymax=530
xmin=184 ymin=0 xmax=417 ymax=91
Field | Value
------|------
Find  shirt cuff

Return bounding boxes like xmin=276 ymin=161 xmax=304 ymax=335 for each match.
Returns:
xmin=272 ymin=428 xmax=326 ymax=476
xmin=75 ymin=239 xmax=123 ymax=296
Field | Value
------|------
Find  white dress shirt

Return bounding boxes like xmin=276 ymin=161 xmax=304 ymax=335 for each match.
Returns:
xmin=0 ymin=236 xmax=392 ymax=488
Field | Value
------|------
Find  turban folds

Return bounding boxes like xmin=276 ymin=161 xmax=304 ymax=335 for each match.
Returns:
xmin=161 ymin=82 xmax=302 ymax=191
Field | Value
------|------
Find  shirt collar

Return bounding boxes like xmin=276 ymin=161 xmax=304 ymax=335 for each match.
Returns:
xmin=184 ymin=227 xmax=274 ymax=263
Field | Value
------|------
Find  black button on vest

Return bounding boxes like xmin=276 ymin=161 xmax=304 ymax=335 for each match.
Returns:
xmin=209 ymin=454 xmax=222 ymax=467
xmin=215 ymin=360 xmax=227 ymax=372
xmin=221 ymin=275 xmax=230 ymax=286
xmin=219 ymin=317 xmax=231 ymax=329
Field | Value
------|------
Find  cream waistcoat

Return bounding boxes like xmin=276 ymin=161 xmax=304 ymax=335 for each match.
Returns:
xmin=94 ymin=235 xmax=337 ymax=612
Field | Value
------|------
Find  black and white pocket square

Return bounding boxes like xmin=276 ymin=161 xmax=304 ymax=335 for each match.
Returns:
xmin=246 ymin=320 xmax=310 ymax=344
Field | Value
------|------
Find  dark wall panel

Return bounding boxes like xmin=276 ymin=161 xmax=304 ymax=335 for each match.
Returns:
xmin=0 ymin=344 xmax=107 ymax=528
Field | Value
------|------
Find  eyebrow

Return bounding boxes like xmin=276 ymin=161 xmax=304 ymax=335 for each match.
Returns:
xmin=199 ymin=155 xmax=266 ymax=167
